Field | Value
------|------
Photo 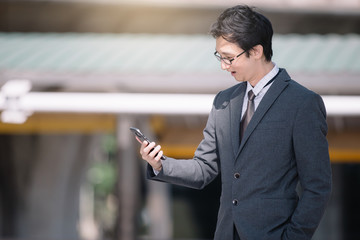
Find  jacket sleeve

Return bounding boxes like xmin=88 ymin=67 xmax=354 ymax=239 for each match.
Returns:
xmin=283 ymin=93 xmax=332 ymax=240
xmin=147 ymin=93 xmax=220 ymax=190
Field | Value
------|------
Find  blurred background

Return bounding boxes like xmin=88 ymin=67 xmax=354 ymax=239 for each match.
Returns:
xmin=0 ymin=0 xmax=360 ymax=240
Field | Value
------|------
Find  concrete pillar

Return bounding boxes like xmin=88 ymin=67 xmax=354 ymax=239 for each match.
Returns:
xmin=116 ymin=115 xmax=139 ymax=240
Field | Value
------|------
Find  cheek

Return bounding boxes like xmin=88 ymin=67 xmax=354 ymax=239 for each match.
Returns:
xmin=234 ymin=58 xmax=253 ymax=73
xmin=232 ymin=62 xmax=247 ymax=74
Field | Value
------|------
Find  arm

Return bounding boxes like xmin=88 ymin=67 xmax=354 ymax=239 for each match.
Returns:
xmin=283 ymin=93 xmax=332 ymax=239
xmin=140 ymin=95 xmax=220 ymax=190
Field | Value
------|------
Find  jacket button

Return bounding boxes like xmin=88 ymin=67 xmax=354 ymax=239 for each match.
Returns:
xmin=234 ymin=173 xmax=240 ymax=179
xmin=232 ymin=199 xmax=238 ymax=206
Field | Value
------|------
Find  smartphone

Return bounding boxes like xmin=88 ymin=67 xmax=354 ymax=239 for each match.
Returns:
xmin=130 ymin=127 xmax=166 ymax=160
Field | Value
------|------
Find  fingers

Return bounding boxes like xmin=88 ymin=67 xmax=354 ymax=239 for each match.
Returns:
xmin=142 ymin=142 xmax=159 ymax=158
xmin=139 ymin=141 xmax=163 ymax=171
xmin=140 ymin=140 xmax=149 ymax=152
xmin=155 ymin=150 xmax=164 ymax=161
xmin=140 ymin=141 xmax=152 ymax=155
xmin=135 ymin=136 xmax=143 ymax=144
xmin=148 ymin=144 xmax=161 ymax=158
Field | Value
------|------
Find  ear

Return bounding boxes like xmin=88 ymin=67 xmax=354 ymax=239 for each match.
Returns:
xmin=250 ymin=44 xmax=264 ymax=60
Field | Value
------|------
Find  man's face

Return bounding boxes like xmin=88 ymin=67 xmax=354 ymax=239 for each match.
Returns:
xmin=215 ymin=36 xmax=255 ymax=83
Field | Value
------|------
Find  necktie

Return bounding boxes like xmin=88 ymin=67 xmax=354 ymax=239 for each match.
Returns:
xmin=240 ymin=90 xmax=256 ymax=140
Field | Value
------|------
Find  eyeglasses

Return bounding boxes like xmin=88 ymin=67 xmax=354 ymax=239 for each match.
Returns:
xmin=214 ymin=50 xmax=247 ymax=65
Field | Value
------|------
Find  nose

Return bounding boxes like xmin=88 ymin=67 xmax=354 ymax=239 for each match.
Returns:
xmin=220 ymin=61 xmax=230 ymax=70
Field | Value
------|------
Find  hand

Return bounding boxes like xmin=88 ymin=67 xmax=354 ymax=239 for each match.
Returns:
xmin=138 ymin=140 xmax=164 ymax=172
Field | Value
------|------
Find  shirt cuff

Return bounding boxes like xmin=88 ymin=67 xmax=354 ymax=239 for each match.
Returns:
xmin=153 ymin=168 xmax=160 ymax=175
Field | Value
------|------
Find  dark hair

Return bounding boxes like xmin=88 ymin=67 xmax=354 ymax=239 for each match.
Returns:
xmin=210 ymin=5 xmax=273 ymax=61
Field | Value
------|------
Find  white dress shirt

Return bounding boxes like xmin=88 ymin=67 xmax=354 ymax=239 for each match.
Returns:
xmin=241 ymin=63 xmax=279 ymax=119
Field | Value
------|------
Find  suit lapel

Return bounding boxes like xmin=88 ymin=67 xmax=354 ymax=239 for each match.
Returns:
xmin=236 ymin=70 xmax=291 ymax=159
xmin=230 ymin=83 xmax=247 ymax=157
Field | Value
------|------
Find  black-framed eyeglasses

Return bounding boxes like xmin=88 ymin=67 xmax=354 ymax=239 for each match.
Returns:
xmin=214 ymin=50 xmax=247 ymax=65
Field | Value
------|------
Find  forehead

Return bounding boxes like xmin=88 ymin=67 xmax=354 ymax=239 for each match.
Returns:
xmin=215 ymin=36 xmax=242 ymax=55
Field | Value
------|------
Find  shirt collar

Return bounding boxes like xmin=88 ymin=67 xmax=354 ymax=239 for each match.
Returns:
xmin=246 ymin=63 xmax=279 ymax=96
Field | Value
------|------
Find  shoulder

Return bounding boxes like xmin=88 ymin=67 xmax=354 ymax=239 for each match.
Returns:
xmin=280 ymin=72 xmax=326 ymax=115
xmin=278 ymin=68 xmax=321 ymax=100
xmin=287 ymin=79 xmax=323 ymax=105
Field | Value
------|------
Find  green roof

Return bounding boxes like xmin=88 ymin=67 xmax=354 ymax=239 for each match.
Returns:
xmin=1 ymin=32 xmax=360 ymax=74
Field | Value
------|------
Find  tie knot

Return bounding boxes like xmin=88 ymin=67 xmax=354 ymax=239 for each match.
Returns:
xmin=248 ymin=90 xmax=255 ymax=101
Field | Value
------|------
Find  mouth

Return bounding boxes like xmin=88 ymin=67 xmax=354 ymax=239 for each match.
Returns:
xmin=231 ymin=71 xmax=236 ymax=76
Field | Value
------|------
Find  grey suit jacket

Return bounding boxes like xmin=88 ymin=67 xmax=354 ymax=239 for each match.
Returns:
xmin=148 ymin=69 xmax=332 ymax=240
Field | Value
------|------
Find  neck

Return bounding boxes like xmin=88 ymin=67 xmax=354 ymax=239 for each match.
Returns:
xmin=248 ymin=61 xmax=275 ymax=87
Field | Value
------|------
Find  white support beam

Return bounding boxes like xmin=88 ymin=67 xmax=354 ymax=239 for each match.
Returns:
xmin=321 ymin=96 xmax=360 ymax=117
xmin=0 ymin=91 xmax=359 ymax=124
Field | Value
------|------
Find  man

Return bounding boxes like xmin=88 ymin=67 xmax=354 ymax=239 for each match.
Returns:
xmin=137 ymin=5 xmax=332 ymax=240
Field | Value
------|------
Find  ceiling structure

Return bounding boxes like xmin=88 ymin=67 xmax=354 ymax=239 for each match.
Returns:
xmin=0 ymin=32 xmax=359 ymax=95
